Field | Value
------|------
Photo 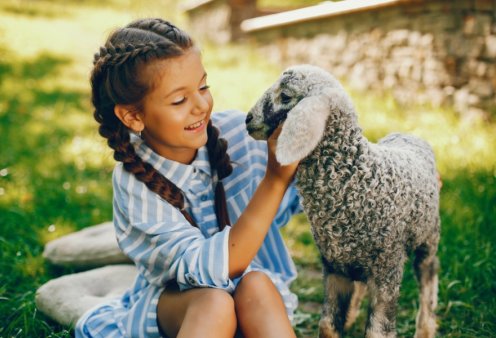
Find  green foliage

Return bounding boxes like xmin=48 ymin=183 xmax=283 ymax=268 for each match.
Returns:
xmin=0 ymin=1 xmax=495 ymax=337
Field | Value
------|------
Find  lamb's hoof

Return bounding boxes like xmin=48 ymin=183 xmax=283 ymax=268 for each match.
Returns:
xmin=414 ymin=317 xmax=437 ymax=338
xmin=366 ymin=330 xmax=396 ymax=338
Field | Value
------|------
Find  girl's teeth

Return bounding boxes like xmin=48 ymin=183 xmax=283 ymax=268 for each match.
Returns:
xmin=186 ymin=120 xmax=203 ymax=130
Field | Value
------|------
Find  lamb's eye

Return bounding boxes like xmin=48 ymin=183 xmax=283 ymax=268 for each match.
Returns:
xmin=280 ymin=93 xmax=292 ymax=105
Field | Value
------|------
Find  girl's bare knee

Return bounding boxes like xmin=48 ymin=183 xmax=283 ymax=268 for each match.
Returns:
xmin=188 ymin=289 xmax=237 ymax=337
xmin=234 ymin=272 xmax=295 ymax=338
xmin=158 ymin=288 xmax=236 ymax=338
xmin=236 ymin=271 xmax=273 ymax=294
xmin=192 ymin=288 xmax=235 ymax=314
xmin=234 ymin=271 xmax=277 ymax=309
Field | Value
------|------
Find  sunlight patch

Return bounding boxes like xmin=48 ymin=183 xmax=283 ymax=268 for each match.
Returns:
xmin=60 ymin=136 xmax=113 ymax=170
xmin=38 ymin=220 xmax=76 ymax=245
xmin=17 ymin=253 xmax=45 ymax=278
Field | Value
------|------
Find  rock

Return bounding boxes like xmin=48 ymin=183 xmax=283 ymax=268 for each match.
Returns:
xmin=43 ymin=222 xmax=131 ymax=267
xmin=484 ymin=35 xmax=496 ymax=58
xmin=35 ymin=264 xmax=137 ymax=326
xmin=469 ymin=78 xmax=494 ymax=98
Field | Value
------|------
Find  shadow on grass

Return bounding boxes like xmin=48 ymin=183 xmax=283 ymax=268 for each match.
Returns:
xmin=0 ymin=49 xmax=112 ymax=337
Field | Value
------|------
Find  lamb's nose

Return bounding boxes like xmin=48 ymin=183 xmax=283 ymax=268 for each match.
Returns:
xmin=245 ymin=114 xmax=253 ymax=124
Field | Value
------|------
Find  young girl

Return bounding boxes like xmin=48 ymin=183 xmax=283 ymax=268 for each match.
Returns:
xmin=75 ymin=18 xmax=302 ymax=338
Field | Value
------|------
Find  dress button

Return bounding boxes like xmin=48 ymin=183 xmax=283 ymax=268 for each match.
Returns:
xmin=187 ymin=275 xmax=197 ymax=285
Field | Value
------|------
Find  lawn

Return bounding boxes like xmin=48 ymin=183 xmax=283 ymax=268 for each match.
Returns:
xmin=0 ymin=1 xmax=495 ymax=337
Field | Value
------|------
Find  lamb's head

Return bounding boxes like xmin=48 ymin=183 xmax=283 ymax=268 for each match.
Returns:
xmin=246 ymin=65 xmax=342 ymax=165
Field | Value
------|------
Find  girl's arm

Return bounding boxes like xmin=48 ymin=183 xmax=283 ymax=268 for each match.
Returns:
xmin=228 ymin=126 xmax=299 ymax=278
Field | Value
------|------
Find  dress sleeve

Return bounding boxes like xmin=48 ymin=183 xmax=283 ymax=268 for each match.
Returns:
xmin=112 ymin=164 xmax=235 ymax=292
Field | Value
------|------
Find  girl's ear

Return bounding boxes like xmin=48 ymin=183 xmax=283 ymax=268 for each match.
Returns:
xmin=114 ymin=105 xmax=144 ymax=133
xmin=275 ymin=95 xmax=330 ymax=165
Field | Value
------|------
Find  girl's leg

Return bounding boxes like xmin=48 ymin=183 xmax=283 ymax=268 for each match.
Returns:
xmin=157 ymin=282 xmax=237 ymax=338
xmin=233 ymin=271 xmax=296 ymax=338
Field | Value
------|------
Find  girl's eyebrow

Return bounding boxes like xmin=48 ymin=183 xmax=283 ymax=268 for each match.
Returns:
xmin=164 ymin=72 xmax=207 ymax=98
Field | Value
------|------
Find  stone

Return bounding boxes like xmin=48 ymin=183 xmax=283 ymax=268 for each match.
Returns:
xmin=466 ymin=60 xmax=489 ymax=77
xmin=398 ymin=59 xmax=414 ymax=79
xmin=449 ymin=34 xmax=485 ymax=58
xmin=443 ymin=86 xmax=457 ymax=105
xmin=420 ymin=33 xmax=434 ymax=48
xmin=463 ymin=14 xmax=492 ymax=36
xmin=428 ymin=88 xmax=447 ymax=107
xmin=455 ymin=86 xmax=483 ymax=113
xmin=43 ymin=222 xmax=131 ymax=267
xmin=385 ymin=29 xmax=410 ymax=47
xmin=35 ymin=264 xmax=137 ymax=326
xmin=484 ymin=35 xmax=496 ymax=58
xmin=411 ymin=64 xmax=423 ymax=82
xmin=469 ymin=78 xmax=494 ymax=98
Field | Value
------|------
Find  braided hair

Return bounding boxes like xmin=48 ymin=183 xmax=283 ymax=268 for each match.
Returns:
xmin=91 ymin=18 xmax=232 ymax=229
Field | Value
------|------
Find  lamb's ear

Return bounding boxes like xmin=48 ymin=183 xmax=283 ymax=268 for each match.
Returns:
xmin=276 ymin=94 xmax=330 ymax=165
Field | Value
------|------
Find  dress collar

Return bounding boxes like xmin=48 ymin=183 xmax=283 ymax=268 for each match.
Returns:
xmin=132 ymin=134 xmax=212 ymax=191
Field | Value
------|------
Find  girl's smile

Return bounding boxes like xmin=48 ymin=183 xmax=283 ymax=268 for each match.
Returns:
xmin=184 ymin=118 xmax=206 ymax=132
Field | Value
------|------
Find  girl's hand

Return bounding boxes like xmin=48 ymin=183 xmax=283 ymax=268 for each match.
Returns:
xmin=437 ymin=172 xmax=443 ymax=190
xmin=265 ymin=125 xmax=300 ymax=185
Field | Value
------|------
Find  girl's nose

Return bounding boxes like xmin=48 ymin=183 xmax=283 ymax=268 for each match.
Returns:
xmin=192 ymin=92 xmax=209 ymax=114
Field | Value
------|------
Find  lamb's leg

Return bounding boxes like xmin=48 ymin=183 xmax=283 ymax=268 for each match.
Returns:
xmin=344 ymin=281 xmax=367 ymax=330
xmin=413 ymin=244 xmax=439 ymax=338
xmin=319 ymin=271 xmax=354 ymax=338
xmin=365 ymin=272 xmax=402 ymax=338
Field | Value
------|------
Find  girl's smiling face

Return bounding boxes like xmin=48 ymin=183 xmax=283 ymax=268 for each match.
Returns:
xmin=136 ymin=48 xmax=213 ymax=164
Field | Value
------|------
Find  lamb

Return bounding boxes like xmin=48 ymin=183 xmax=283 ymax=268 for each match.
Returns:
xmin=245 ymin=65 xmax=440 ymax=338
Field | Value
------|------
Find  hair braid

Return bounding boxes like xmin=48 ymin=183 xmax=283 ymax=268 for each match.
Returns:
xmin=93 ymin=41 xmax=178 ymax=69
xmin=91 ymin=71 xmax=197 ymax=226
xmin=127 ymin=18 xmax=186 ymax=44
xmin=91 ymin=18 xmax=201 ymax=228
xmin=206 ymin=121 xmax=233 ymax=230
xmin=108 ymin=124 xmax=198 ymax=227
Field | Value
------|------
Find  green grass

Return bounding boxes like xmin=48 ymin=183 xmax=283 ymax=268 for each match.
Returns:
xmin=1 ymin=1 xmax=495 ymax=337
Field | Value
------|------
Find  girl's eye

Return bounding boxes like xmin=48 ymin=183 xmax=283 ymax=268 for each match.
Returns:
xmin=280 ymin=92 xmax=292 ymax=104
xmin=171 ymin=85 xmax=209 ymax=105
xmin=172 ymin=97 xmax=186 ymax=105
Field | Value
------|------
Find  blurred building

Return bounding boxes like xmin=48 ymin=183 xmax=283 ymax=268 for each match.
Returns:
xmin=184 ymin=0 xmax=496 ymax=119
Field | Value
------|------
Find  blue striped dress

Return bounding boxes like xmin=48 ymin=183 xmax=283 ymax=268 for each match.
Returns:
xmin=75 ymin=110 xmax=302 ymax=337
